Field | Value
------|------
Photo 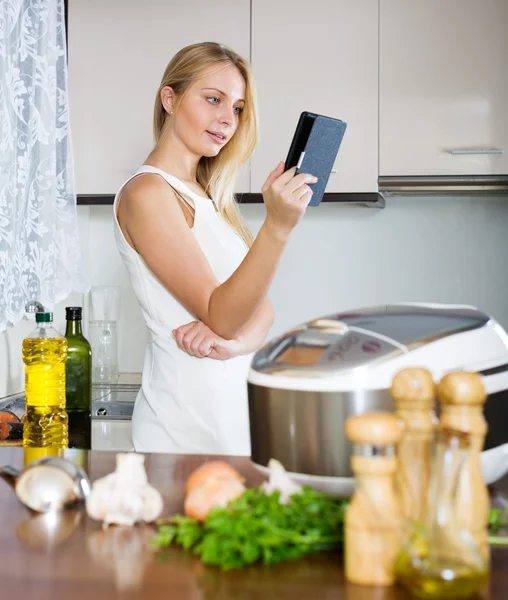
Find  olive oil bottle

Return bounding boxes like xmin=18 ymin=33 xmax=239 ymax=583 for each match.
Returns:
xmin=22 ymin=312 xmax=68 ymax=448
xmin=65 ymin=307 xmax=92 ymax=449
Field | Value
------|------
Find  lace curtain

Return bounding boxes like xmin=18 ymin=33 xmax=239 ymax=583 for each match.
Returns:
xmin=0 ymin=0 xmax=89 ymax=331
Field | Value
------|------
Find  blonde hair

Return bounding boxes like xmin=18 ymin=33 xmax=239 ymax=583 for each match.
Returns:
xmin=153 ymin=42 xmax=258 ymax=246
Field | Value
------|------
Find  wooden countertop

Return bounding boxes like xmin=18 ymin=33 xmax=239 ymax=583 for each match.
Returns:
xmin=1 ymin=448 xmax=507 ymax=600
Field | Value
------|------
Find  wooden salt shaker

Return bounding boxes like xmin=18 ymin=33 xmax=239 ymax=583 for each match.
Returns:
xmin=345 ymin=411 xmax=404 ymax=586
xmin=437 ymin=371 xmax=490 ymax=560
xmin=390 ymin=367 xmax=437 ymax=523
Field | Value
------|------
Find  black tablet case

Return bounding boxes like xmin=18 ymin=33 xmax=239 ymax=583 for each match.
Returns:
xmin=285 ymin=113 xmax=347 ymax=207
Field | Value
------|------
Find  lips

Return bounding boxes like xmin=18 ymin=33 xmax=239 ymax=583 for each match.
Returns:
xmin=207 ymin=130 xmax=227 ymax=144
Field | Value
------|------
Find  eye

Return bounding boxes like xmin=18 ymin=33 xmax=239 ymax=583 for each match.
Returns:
xmin=207 ymin=96 xmax=220 ymax=105
xmin=233 ymin=106 xmax=244 ymax=115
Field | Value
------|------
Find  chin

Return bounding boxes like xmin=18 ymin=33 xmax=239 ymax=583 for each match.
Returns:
xmin=201 ymin=146 xmax=222 ymax=158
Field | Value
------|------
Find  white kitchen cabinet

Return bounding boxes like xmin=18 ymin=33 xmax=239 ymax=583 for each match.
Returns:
xmin=250 ymin=0 xmax=379 ymax=194
xmin=380 ymin=0 xmax=508 ymax=177
xmin=68 ymin=1 xmax=251 ymax=194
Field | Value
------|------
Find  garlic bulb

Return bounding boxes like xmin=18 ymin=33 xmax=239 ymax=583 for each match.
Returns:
xmin=260 ymin=458 xmax=302 ymax=504
xmin=87 ymin=453 xmax=163 ymax=527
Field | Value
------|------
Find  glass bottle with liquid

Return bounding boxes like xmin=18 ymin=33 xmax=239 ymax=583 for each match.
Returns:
xmin=22 ymin=312 xmax=68 ymax=448
xmin=65 ymin=307 xmax=92 ymax=449
xmin=394 ymin=427 xmax=489 ymax=599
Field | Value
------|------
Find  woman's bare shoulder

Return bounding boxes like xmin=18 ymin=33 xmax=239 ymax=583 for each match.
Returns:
xmin=121 ymin=172 xmax=177 ymax=208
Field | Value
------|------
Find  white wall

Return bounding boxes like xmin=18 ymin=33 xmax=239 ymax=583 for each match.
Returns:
xmin=2 ymin=194 xmax=508 ymax=398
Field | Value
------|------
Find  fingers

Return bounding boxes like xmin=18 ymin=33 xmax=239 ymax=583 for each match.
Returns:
xmin=272 ymin=168 xmax=317 ymax=194
xmin=207 ymin=348 xmax=221 ymax=360
xmin=183 ymin=329 xmax=211 ymax=358
xmin=173 ymin=321 xmax=196 ymax=337
xmin=264 ymin=167 xmax=317 ymax=203
xmin=189 ymin=331 xmax=213 ymax=358
xmin=173 ymin=321 xmax=198 ymax=350
xmin=173 ymin=321 xmax=214 ymax=358
xmin=284 ymin=172 xmax=318 ymax=195
xmin=299 ymin=186 xmax=314 ymax=207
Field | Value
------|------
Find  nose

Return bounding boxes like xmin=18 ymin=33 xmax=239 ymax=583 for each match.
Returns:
xmin=219 ymin=105 xmax=235 ymax=126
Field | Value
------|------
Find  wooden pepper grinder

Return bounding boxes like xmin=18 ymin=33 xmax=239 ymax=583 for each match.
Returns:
xmin=390 ymin=367 xmax=437 ymax=524
xmin=437 ymin=371 xmax=490 ymax=560
xmin=345 ymin=411 xmax=404 ymax=586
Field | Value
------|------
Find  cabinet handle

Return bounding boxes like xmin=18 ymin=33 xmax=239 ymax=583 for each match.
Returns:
xmin=449 ymin=149 xmax=503 ymax=155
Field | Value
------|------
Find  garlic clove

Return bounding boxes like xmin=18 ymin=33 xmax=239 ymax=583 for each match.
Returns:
xmin=260 ymin=458 xmax=302 ymax=504
xmin=140 ymin=486 xmax=164 ymax=523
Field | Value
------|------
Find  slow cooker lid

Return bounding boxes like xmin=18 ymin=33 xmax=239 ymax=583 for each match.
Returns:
xmin=251 ymin=304 xmax=490 ymax=376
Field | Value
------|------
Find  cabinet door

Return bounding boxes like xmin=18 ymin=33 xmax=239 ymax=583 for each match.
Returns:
xmin=68 ymin=1 xmax=250 ymax=194
xmin=250 ymin=0 xmax=378 ymax=193
xmin=380 ymin=0 xmax=508 ymax=176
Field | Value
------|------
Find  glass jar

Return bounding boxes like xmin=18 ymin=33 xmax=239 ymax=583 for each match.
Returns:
xmin=88 ymin=320 xmax=119 ymax=384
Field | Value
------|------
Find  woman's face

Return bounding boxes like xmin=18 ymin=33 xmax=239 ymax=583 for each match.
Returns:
xmin=167 ymin=63 xmax=246 ymax=158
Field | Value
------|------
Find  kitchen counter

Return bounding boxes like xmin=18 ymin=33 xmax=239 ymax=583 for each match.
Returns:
xmin=0 ymin=447 xmax=507 ymax=600
xmin=0 ymin=382 xmax=139 ymax=450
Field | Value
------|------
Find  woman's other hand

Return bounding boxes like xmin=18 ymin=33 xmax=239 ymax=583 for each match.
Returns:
xmin=261 ymin=162 xmax=317 ymax=238
xmin=173 ymin=321 xmax=243 ymax=360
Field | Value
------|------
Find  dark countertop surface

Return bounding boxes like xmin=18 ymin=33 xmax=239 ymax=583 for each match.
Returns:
xmin=0 ymin=447 xmax=507 ymax=600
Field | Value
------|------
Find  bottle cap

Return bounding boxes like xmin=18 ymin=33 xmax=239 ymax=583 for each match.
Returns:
xmin=65 ymin=306 xmax=83 ymax=320
xmin=35 ymin=312 xmax=53 ymax=323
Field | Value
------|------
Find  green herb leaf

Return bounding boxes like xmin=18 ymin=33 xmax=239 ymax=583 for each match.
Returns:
xmin=488 ymin=506 xmax=508 ymax=533
xmin=153 ymin=487 xmax=348 ymax=570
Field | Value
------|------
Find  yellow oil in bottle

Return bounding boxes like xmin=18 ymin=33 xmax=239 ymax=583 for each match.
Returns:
xmin=396 ymin=553 xmax=489 ymax=599
xmin=23 ymin=328 xmax=68 ymax=448
xmin=395 ymin=428 xmax=490 ymax=600
xmin=23 ymin=446 xmax=64 ymax=467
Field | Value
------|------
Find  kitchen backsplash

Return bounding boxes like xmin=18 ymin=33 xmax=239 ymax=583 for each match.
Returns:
xmin=1 ymin=194 xmax=508 ymax=398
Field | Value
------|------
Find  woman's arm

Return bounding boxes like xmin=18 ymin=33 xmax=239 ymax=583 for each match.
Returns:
xmin=234 ymin=298 xmax=274 ymax=354
xmin=120 ymin=164 xmax=314 ymax=340
xmin=173 ymin=299 xmax=274 ymax=360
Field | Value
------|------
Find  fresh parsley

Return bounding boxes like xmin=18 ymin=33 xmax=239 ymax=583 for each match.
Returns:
xmin=153 ymin=487 xmax=348 ymax=570
xmin=488 ymin=506 xmax=508 ymax=533
xmin=488 ymin=506 xmax=508 ymax=547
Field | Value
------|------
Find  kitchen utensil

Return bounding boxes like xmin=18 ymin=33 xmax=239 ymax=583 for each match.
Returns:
xmin=248 ymin=303 xmax=508 ymax=491
xmin=0 ymin=456 xmax=91 ymax=512
xmin=89 ymin=286 xmax=120 ymax=384
xmin=89 ymin=320 xmax=118 ymax=383
xmin=344 ymin=411 xmax=404 ymax=586
xmin=391 ymin=367 xmax=437 ymax=523
xmin=90 ymin=286 xmax=120 ymax=322
xmin=438 ymin=371 xmax=490 ymax=560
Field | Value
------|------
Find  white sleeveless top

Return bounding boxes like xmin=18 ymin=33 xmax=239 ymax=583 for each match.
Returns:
xmin=113 ymin=165 xmax=253 ymax=455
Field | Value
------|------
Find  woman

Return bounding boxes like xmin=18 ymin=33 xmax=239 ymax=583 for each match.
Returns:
xmin=114 ymin=42 xmax=317 ymax=455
